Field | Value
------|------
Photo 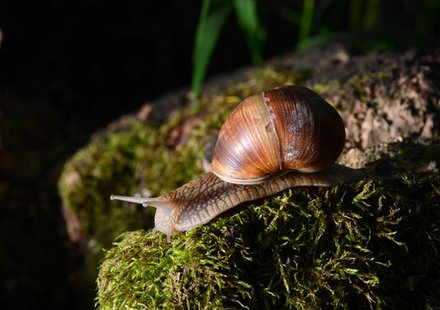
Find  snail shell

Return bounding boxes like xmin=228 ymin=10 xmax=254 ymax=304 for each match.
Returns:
xmin=111 ymin=85 xmax=361 ymax=242
xmin=211 ymin=86 xmax=346 ymax=184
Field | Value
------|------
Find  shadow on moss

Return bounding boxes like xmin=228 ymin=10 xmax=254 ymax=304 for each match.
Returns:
xmin=97 ymin=141 xmax=440 ymax=309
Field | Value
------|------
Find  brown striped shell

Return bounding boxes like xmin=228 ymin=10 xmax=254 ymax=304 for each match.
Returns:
xmin=210 ymin=85 xmax=346 ymax=185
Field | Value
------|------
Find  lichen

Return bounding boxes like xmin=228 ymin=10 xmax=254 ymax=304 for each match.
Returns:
xmin=96 ymin=141 xmax=440 ymax=309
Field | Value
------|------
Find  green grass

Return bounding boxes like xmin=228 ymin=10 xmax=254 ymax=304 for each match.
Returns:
xmin=191 ymin=0 xmax=265 ymax=103
xmin=191 ymin=0 xmax=440 ymax=102
xmin=191 ymin=0 xmax=232 ymax=104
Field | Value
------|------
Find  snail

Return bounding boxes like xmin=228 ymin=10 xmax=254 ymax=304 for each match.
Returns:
xmin=111 ymin=85 xmax=363 ymax=242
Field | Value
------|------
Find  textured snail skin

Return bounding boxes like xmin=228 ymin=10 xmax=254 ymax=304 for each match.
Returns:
xmin=110 ymin=164 xmax=363 ymax=242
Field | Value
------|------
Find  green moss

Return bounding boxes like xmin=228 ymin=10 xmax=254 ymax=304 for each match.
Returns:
xmin=97 ymin=142 xmax=440 ymax=309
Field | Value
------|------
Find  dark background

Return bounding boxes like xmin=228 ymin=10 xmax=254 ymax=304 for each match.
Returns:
xmin=0 ymin=0 xmax=439 ymax=309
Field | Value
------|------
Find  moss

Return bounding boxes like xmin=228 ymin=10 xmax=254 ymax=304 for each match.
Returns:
xmin=97 ymin=141 xmax=440 ymax=309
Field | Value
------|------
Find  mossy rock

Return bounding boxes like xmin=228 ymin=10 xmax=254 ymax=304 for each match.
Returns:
xmin=97 ymin=142 xmax=440 ymax=309
xmin=58 ymin=46 xmax=440 ymax=300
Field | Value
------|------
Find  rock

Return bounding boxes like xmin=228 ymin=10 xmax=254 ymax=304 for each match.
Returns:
xmin=57 ymin=45 xmax=440 ymax=307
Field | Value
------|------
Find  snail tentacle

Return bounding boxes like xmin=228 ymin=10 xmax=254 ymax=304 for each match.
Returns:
xmin=110 ymin=195 xmax=174 ymax=210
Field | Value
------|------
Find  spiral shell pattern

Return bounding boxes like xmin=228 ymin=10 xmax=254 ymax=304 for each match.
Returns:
xmin=210 ymin=86 xmax=346 ymax=184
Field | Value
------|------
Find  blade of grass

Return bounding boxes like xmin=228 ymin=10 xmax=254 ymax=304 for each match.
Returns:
xmin=298 ymin=0 xmax=315 ymax=48
xmin=275 ymin=4 xmax=301 ymax=26
xmin=191 ymin=0 xmax=232 ymax=103
xmin=363 ymin=0 xmax=380 ymax=30
xmin=233 ymin=0 xmax=266 ymax=64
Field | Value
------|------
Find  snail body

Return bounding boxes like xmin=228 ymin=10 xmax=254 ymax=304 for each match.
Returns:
xmin=111 ymin=85 xmax=361 ymax=242
xmin=111 ymin=165 xmax=361 ymax=241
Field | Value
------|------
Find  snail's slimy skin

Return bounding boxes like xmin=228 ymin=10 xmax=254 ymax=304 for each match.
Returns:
xmin=111 ymin=164 xmax=363 ymax=241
